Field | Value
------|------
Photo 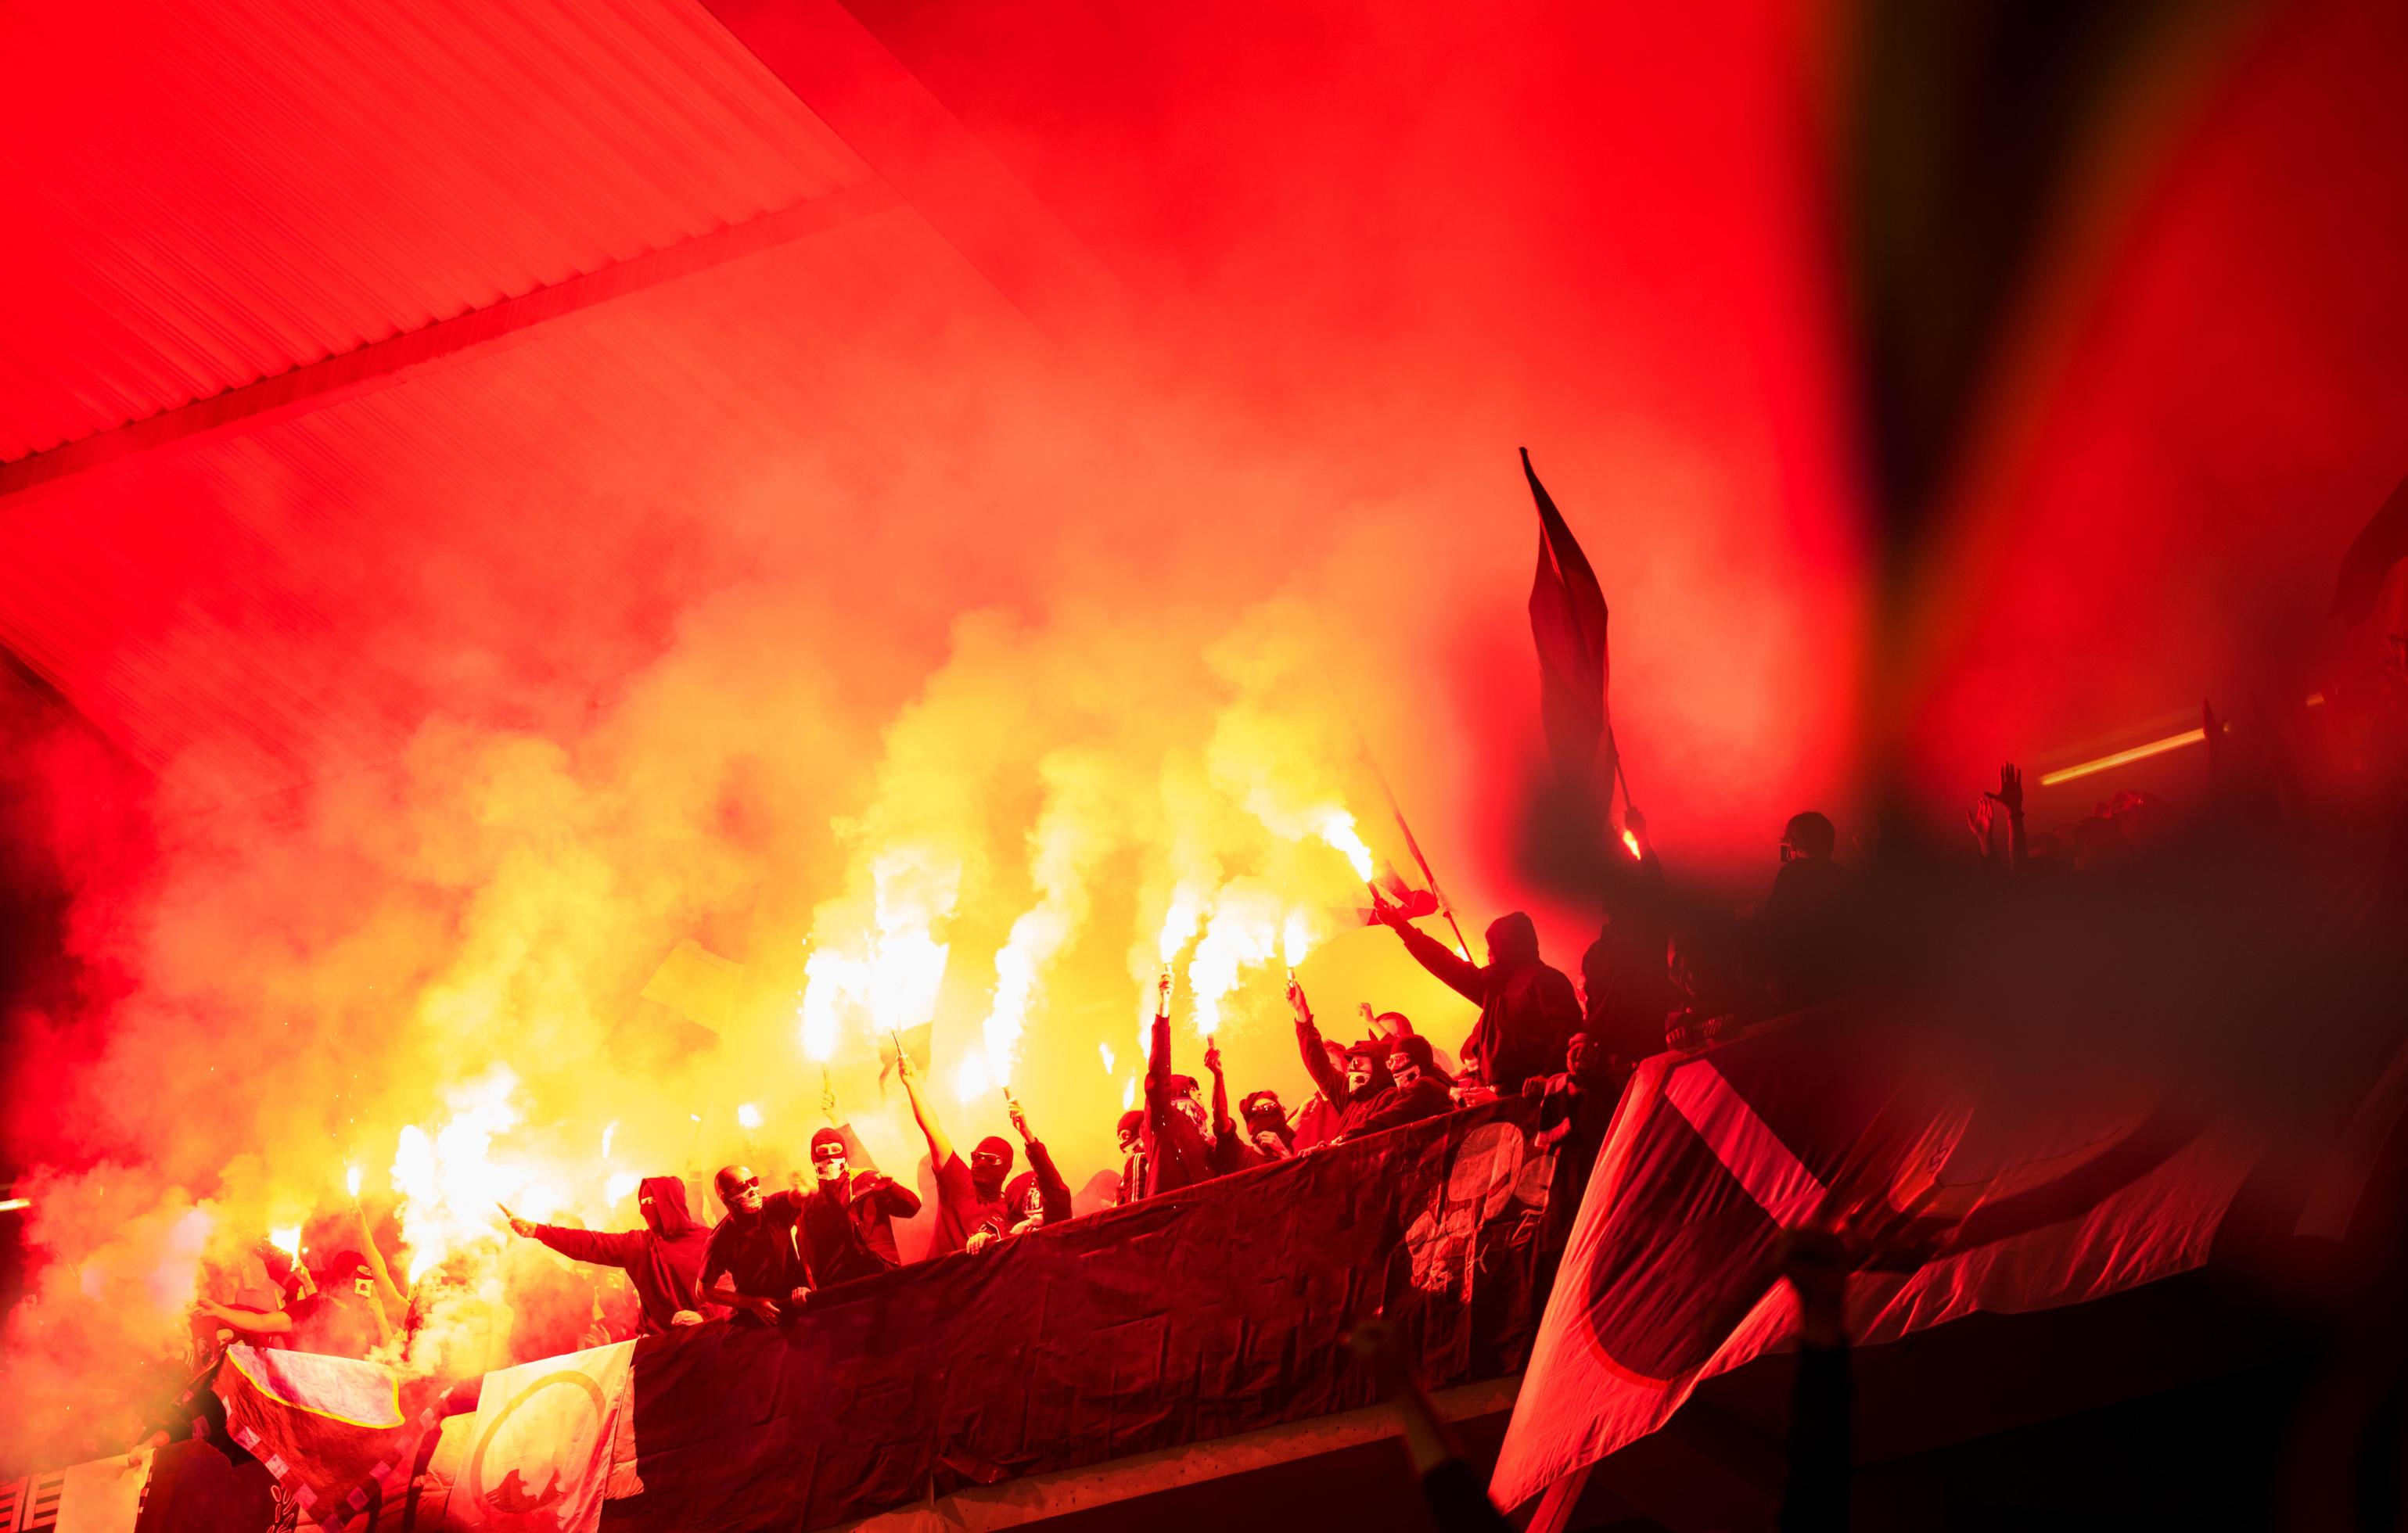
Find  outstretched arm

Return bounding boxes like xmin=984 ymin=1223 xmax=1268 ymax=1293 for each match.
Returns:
xmin=509 ymin=1209 xmax=643 ymax=1272
xmin=897 ymin=1050 xmax=953 ymax=1168
xmin=196 ymin=1300 xmax=294 ymax=1337
xmin=1380 ymin=903 xmax=1485 ymax=1003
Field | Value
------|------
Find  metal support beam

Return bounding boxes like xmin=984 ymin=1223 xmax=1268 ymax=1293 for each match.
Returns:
xmin=0 ymin=179 xmax=900 ymax=502
xmin=701 ymin=0 xmax=1123 ymax=343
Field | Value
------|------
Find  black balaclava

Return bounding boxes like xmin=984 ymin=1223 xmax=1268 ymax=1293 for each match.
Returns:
xmin=638 ymin=1174 xmax=699 ymax=1237
xmin=1116 ymin=1108 xmax=1145 ymax=1154
xmin=1343 ymin=1041 xmax=1396 ymax=1099
xmin=808 ymin=1128 xmax=850 ymax=1190
xmin=969 ymin=1136 xmax=1015 ymax=1200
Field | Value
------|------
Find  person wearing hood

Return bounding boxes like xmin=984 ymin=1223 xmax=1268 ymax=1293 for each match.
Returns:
xmin=1112 ymin=1108 xmax=1148 ymax=1205
xmin=897 ymin=1049 xmax=1016 ymax=1255
xmin=503 ymin=1176 xmax=721 ymax=1336
xmin=1288 ymin=976 xmax=1396 ymax=1141
xmin=1239 ymin=1090 xmax=1297 ymax=1161
xmin=1289 ymin=1039 xmax=1350 ymax=1151
xmin=1143 ymin=968 xmax=1220 ymax=1195
xmin=1375 ymin=903 xmax=1580 ymax=1093
xmin=796 ymin=1128 xmax=922 ymax=1287
xmin=997 ymin=1100 xmax=1073 ymax=1238
xmin=1341 ymin=1033 xmax=1457 ymax=1141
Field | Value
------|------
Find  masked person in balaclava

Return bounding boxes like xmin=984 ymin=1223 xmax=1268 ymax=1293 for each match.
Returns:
xmin=1142 ymin=970 xmax=1220 ymax=1195
xmin=1375 ymin=901 xmax=1580 ymax=1093
xmin=1288 ymin=975 xmax=1397 ymax=1141
xmin=796 ymin=1127 xmax=922 ymax=1287
xmin=1331 ymin=1032 xmax=1457 ymax=1145
xmin=698 ymin=1165 xmax=810 ymax=1324
xmin=896 ymin=1050 xmax=1016 ymax=1255
xmin=1288 ymin=1039 xmax=1350 ymax=1151
xmin=1203 ymin=1038 xmax=1265 ymax=1174
xmin=1112 ymin=1109 xmax=1148 ymax=1205
xmin=987 ymin=1100 xmax=1073 ymax=1240
xmin=1239 ymin=1090 xmax=1296 ymax=1161
xmin=501 ymin=1175 xmax=721 ymax=1334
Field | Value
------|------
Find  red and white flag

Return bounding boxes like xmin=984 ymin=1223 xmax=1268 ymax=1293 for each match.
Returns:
xmin=1490 ymin=1009 xmax=2271 ymax=1510
xmin=444 ymin=1340 xmax=634 ymax=1533
xmin=216 ymin=1345 xmax=442 ymax=1533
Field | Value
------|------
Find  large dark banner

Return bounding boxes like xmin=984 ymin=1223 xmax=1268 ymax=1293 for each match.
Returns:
xmin=386 ymin=1097 xmax=1548 ymax=1532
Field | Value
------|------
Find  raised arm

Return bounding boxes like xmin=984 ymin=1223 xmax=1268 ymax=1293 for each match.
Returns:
xmin=1205 ymin=1038 xmax=1235 ymax=1138
xmin=1145 ymin=970 xmax=1177 ymax=1137
xmin=1026 ymin=1137 xmax=1073 ymax=1223
xmin=1380 ymin=904 xmax=1485 ymax=1003
xmin=352 ymin=1201 xmax=405 ymax=1338
xmin=897 ymin=1049 xmax=954 ymax=1168
xmin=1288 ymin=978 xmax=1350 ymax=1108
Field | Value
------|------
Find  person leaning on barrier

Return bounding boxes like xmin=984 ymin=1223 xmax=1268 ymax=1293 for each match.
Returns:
xmin=698 ymin=1165 xmax=809 ymax=1324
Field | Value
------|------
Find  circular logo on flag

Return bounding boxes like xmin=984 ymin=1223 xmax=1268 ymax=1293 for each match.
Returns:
xmin=468 ymin=1369 xmax=609 ymax=1520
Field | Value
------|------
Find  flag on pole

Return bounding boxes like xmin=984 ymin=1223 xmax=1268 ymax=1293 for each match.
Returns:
xmin=1523 ymin=449 xmax=1616 ymax=806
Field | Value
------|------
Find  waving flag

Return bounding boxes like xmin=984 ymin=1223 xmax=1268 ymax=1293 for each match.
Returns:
xmin=1523 ymin=448 xmax=1614 ymax=802
xmin=1483 ymin=1006 xmax=2406 ymax=1513
xmin=215 ymin=1346 xmax=440 ymax=1533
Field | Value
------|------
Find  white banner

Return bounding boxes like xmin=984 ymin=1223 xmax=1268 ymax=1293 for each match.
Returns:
xmin=446 ymin=1340 xmax=634 ymax=1533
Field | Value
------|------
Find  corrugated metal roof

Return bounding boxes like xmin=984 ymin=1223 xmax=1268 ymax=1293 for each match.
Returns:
xmin=0 ymin=211 xmax=1051 ymax=810
xmin=0 ymin=0 xmax=873 ymax=461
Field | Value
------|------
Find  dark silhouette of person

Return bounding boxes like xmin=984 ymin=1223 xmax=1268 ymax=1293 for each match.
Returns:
xmin=503 ymin=1175 xmax=723 ymax=1335
xmin=796 ymin=1129 xmax=922 ymax=1287
xmin=1377 ymin=903 xmax=1580 ymax=1092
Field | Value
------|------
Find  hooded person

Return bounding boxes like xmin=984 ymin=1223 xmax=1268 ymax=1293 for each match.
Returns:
xmin=502 ymin=1176 xmax=722 ymax=1337
xmin=1239 ymin=1090 xmax=1296 ymax=1161
xmin=796 ymin=1129 xmax=923 ymax=1289
xmin=1112 ymin=1108 xmax=1148 ymax=1206
xmin=1288 ymin=1039 xmax=1350 ymax=1152
xmin=1288 ymin=976 xmax=1399 ymax=1141
xmin=1202 ymin=1038 xmax=1266 ymax=1175
xmin=1376 ymin=903 xmax=1580 ymax=1093
xmin=1336 ymin=1032 xmax=1457 ymax=1142
xmin=698 ymin=1165 xmax=810 ymax=1323
xmin=896 ymin=1050 xmax=1015 ymax=1255
xmin=1142 ymin=969 xmax=1219 ymax=1195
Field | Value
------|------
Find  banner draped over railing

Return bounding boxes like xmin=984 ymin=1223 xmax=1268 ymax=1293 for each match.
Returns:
xmin=191 ymin=1098 xmax=1552 ymax=1533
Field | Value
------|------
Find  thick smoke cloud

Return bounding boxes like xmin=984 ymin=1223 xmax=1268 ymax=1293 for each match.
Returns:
xmin=0 ymin=1 xmax=1873 ymax=1474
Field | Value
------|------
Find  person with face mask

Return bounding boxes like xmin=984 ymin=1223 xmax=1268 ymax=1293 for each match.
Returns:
xmin=1287 ymin=976 xmax=1396 ymax=1143
xmin=197 ymin=1249 xmax=390 ymax=1359
xmin=698 ymin=1165 xmax=810 ymax=1324
xmin=1202 ymin=1039 xmax=1265 ymax=1174
xmin=993 ymin=1100 xmax=1073 ymax=1238
xmin=1339 ymin=1033 xmax=1457 ymax=1143
xmin=500 ymin=1176 xmax=721 ymax=1335
xmin=1112 ymin=1108 xmax=1148 ymax=1205
xmin=1375 ymin=901 xmax=1580 ymax=1094
xmin=795 ymin=1129 xmax=922 ymax=1287
xmin=1143 ymin=969 xmax=1220 ymax=1195
xmin=1239 ymin=1090 xmax=1297 ymax=1160
xmin=1289 ymin=1039 xmax=1350 ymax=1151
xmin=896 ymin=1050 xmax=1018 ymax=1255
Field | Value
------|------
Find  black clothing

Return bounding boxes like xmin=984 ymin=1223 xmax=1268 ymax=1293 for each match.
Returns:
xmin=699 ymin=1189 xmax=808 ymax=1312
xmin=1395 ymin=915 xmax=1580 ymax=1093
xmin=800 ymin=1170 xmax=922 ymax=1286
xmin=1144 ymin=1011 xmax=1217 ymax=1195
xmin=1777 ymin=1342 xmax=1853 ymax=1533
xmin=1421 ymin=1458 xmax=1515 ymax=1533
xmin=529 ymin=1175 xmax=721 ymax=1336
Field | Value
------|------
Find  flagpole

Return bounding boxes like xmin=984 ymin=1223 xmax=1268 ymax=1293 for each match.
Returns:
xmin=1358 ymin=735 xmax=1473 ymax=961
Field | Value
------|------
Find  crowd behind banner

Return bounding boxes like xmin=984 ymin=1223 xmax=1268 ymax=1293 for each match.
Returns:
xmin=113 ymin=645 xmax=2408 ymax=1531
